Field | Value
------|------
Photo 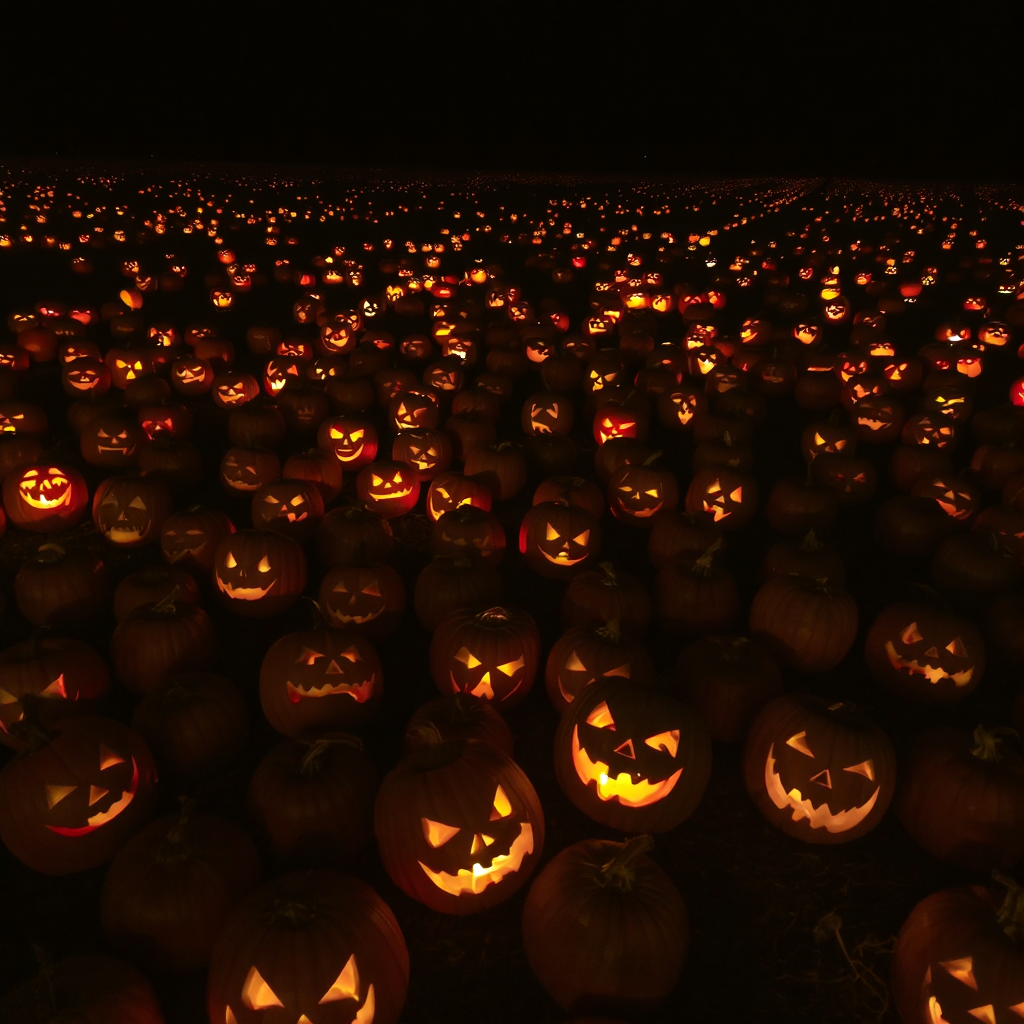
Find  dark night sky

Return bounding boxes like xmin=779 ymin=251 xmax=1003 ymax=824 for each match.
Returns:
xmin=2 ymin=2 xmax=1021 ymax=182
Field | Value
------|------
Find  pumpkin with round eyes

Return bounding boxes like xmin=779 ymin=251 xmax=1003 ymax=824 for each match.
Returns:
xmin=864 ymin=602 xmax=985 ymax=703
xmin=375 ymin=737 xmax=544 ymax=914
xmin=608 ymin=455 xmax=679 ymax=526
xmin=212 ymin=371 xmax=261 ymax=410
xmin=522 ymin=392 xmax=574 ymax=437
xmin=430 ymin=505 xmax=505 ymax=568
xmin=425 ymin=471 xmax=493 ymax=522
xmin=684 ymin=467 xmax=758 ymax=530
xmin=170 ymin=356 xmax=215 ymax=396
xmin=391 ymin=428 xmax=451 ymax=481
xmin=213 ymin=529 xmax=307 ymax=618
xmin=62 ymin=357 xmax=111 ymax=397
xmin=3 ymin=463 xmax=89 ymax=532
xmin=743 ymin=694 xmax=896 ymax=843
xmin=545 ymin=622 xmax=655 ymax=713
xmin=0 ymin=715 xmax=157 ymax=875
xmin=260 ymin=627 xmax=382 ymax=737
xmin=251 ymin=479 xmax=325 ymax=542
xmin=520 ymin=502 xmax=601 ymax=579
xmin=92 ymin=475 xmax=171 ymax=548
xmin=356 ymin=461 xmax=421 ymax=518
xmin=208 ymin=870 xmax=409 ymax=1024
xmin=220 ymin=447 xmax=281 ymax=496
xmin=430 ymin=607 xmax=540 ymax=708
xmin=318 ymin=416 xmax=379 ymax=470
xmin=554 ymin=678 xmax=711 ymax=833
xmin=80 ymin=416 xmax=143 ymax=468
xmin=160 ymin=507 xmax=236 ymax=574
xmin=319 ymin=563 xmax=405 ymax=639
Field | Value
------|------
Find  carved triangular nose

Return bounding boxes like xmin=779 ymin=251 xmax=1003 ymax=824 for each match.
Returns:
xmin=613 ymin=738 xmax=636 ymax=759
xmin=326 ymin=660 xmax=342 ymax=675
xmin=810 ymin=769 xmax=832 ymax=789
xmin=924 ymin=646 xmax=940 ymax=658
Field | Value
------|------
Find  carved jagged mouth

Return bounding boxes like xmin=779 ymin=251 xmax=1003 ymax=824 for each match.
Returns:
xmin=330 ymin=608 xmax=383 ymax=625
xmin=217 ymin=578 xmax=277 ymax=601
xmin=883 ymin=641 xmax=974 ymax=687
xmin=541 ymin=549 xmax=588 ymax=566
xmin=97 ymin=445 xmax=132 ymax=455
xmin=764 ymin=744 xmax=879 ymax=832
xmin=418 ymin=822 xmax=534 ymax=896
xmin=449 ymin=671 xmax=522 ymax=702
xmin=286 ymin=674 xmax=374 ymax=703
xmin=19 ymin=484 xmax=72 ymax=509
xmin=571 ymin=726 xmax=682 ymax=806
xmin=105 ymin=526 xmax=146 ymax=543
xmin=46 ymin=757 xmax=140 ymax=836
xmin=375 ymin=486 xmax=413 ymax=501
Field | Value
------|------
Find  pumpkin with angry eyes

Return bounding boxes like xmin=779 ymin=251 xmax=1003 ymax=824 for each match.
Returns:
xmin=519 ymin=502 xmax=601 ymax=579
xmin=80 ymin=416 xmax=143 ymax=468
xmin=430 ymin=607 xmax=540 ymax=708
xmin=522 ymin=392 xmax=574 ymax=436
xmin=208 ymin=870 xmax=409 ymax=1024
xmin=391 ymin=428 xmax=452 ymax=481
xmin=213 ymin=530 xmax=307 ymax=618
xmin=425 ymin=471 xmax=492 ymax=522
xmin=554 ymin=678 xmax=712 ymax=833
xmin=319 ymin=563 xmax=405 ymax=639
xmin=251 ymin=479 xmax=325 ymax=542
xmin=685 ymin=467 xmax=759 ymax=530
xmin=608 ymin=455 xmax=679 ymax=526
xmin=0 ymin=715 xmax=157 ymax=875
xmin=743 ymin=694 xmax=896 ymax=844
xmin=375 ymin=736 xmax=544 ymax=914
xmin=864 ymin=602 xmax=985 ymax=703
xmin=92 ymin=475 xmax=171 ymax=548
xmin=356 ymin=461 xmax=420 ymax=518
xmin=318 ymin=417 xmax=379 ymax=470
xmin=3 ymin=463 xmax=89 ymax=532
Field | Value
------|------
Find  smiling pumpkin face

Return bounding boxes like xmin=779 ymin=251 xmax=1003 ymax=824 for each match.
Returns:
xmin=555 ymin=679 xmax=711 ymax=833
xmin=213 ymin=530 xmax=307 ymax=618
xmin=743 ymin=694 xmax=895 ymax=844
xmin=318 ymin=418 xmax=378 ymax=469
xmin=375 ymin=740 xmax=544 ymax=915
xmin=356 ymin=462 xmax=420 ymax=518
xmin=3 ymin=463 xmax=89 ymax=532
xmin=91 ymin=476 xmax=171 ymax=547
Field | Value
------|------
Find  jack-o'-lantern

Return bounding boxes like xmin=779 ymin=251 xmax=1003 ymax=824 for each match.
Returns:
xmin=0 ymin=715 xmax=157 ymax=874
xmin=160 ymin=507 xmax=235 ymax=573
xmin=864 ymin=602 xmax=984 ymax=703
xmin=213 ymin=371 xmax=261 ymax=409
xmin=356 ymin=462 xmax=420 ymax=518
xmin=903 ymin=412 xmax=957 ymax=448
xmin=743 ymin=694 xmax=895 ymax=843
xmin=220 ymin=447 xmax=281 ymax=495
xmin=656 ymin=384 xmax=707 ymax=431
xmin=430 ymin=607 xmax=540 ymax=708
xmin=319 ymin=563 xmax=406 ymax=639
xmin=170 ymin=357 xmax=215 ymax=396
xmin=584 ymin=350 xmax=625 ymax=394
xmin=318 ymin=417 xmax=378 ymax=469
xmin=685 ymin=467 xmax=758 ymax=530
xmin=912 ymin=474 xmax=982 ymax=523
xmin=260 ymin=625 xmax=382 ymax=737
xmin=263 ymin=356 xmax=304 ymax=395
xmin=608 ymin=456 xmax=678 ymax=525
xmin=79 ymin=416 xmax=142 ymax=468
xmin=3 ymin=463 xmax=89 ymax=532
xmin=392 ymin=429 xmax=451 ymax=480
xmin=207 ymin=870 xmax=409 ymax=1024
xmin=213 ymin=530 xmax=307 ymax=618
xmin=520 ymin=502 xmax=601 ymax=578
xmin=592 ymin=390 xmax=649 ymax=446
xmin=554 ymin=678 xmax=711 ymax=832
xmin=522 ymin=392 xmax=574 ymax=436
xmin=921 ymin=385 xmax=974 ymax=423
xmin=251 ymin=479 xmax=325 ymax=542
xmin=62 ymin=357 xmax=111 ymax=397
xmin=375 ymin=737 xmax=544 ymax=914
xmin=430 ymin=506 xmax=505 ymax=567
xmin=0 ymin=402 xmax=47 ymax=437
xmin=319 ymin=320 xmax=356 ymax=355
xmin=801 ymin=419 xmax=858 ymax=462
xmin=92 ymin=475 xmax=171 ymax=547
xmin=426 ymin=472 xmax=492 ymax=522
xmin=106 ymin=349 xmax=153 ymax=390
xmin=811 ymin=453 xmax=877 ymax=505
xmin=388 ymin=390 xmax=440 ymax=433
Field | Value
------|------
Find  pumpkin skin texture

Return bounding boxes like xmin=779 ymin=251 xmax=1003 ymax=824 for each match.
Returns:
xmin=160 ymin=507 xmax=236 ymax=575
xmin=892 ymin=885 xmax=1024 ymax=1024
xmin=864 ymin=602 xmax=985 ymax=703
xmin=403 ymin=694 xmax=514 ymax=757
xmin=316 ymin=506 xmax=394 ymax=567
xmin=0 ymin=953 xmax=165 ymax=1024
xmin=743 ymin=695 xmax=896 ymax=844
xmin=213 ymin=529 xmax=307 ymax=618
xmin=430 ymin=505 xmax=506 ymax=568
xmin=14 ymin=542 xmax=110 ymax=627
xmin=92 ymin=475 xmax=172 ymax=548
xmin=260 ymin=627 xmax=382 ymax=738
xmin=375 ymin=739 xmax=544 ymax=915
xmin=207 ymin=870 xmax=409 ymax=1024
xmin=430 ymin=606 xmax=540 ymax=708
xmin=413 ymin=557 xmax=504 ymax=631
xmin=248 ymin=735 xmax=377 ymax=867
xmin=521 ymin=836 xmax=688 ymax=1017
xmin=897 ymin=727 xmax=1024 ymax=871
xmin=554 ymin=678 xmax=712 ymax=833
xmin=100 ymin=811 xmax=260 ymax=975
xmin=319 ymin=562 xmax=405 ymax=639
xmin=749 ymin=575 xmax=858 ymax=673
xmin=561 ymin=562 xmax=652 ymax=637
xmin=0 ymin=716 xmax=157 ymax=875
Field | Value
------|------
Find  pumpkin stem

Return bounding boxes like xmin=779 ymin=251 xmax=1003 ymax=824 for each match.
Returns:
xmin=597 ymin=561 xmax=618 ymax=586
xmin=595 ymin=619 xmax=621 ymax=642
xmin=151 ymin=585 xmax=183 ymax=614
xmin=970 ymin=725 xmax=1013 ymax=762
xmin=267 ymin=898 xmax=318 ymax=927
xmin=477 ymin=606 xmax=511 ymax=625
xmin=693 ymin=538 xmax=722 ymax=571
xmin=299 ymin=735 xmax=363 ymax=775
xmin=643 ymin=451 xmax=663 ymax=467
xmin=599 ymin=834 xmax=655 ymax=890
xmin=404 ymin=720 xmax=445 ymax=749
xmin=301 ymin=596 xmax=325 ymax=629
xmin=800 ymin=529 xmax=819 ymax=552
xmin=993 ymin=870 xmax=1024 ymax=942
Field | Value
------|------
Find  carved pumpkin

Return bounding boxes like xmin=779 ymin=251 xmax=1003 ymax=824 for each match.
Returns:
xmin=213 ymin=371 xmax=261 ymax=409
xmin=403 ymin=694 xmax=514 ymax=757
xmin=520 ymin=501 xmax=601 ymax=579
xmin=684 ymin=467 xmax=758 ymax=531
xmin=3 ymin=463 xmax=89 ymax=532
xmin=425 ymin=471 xmax=492 ymax=522
xmin=15 ymin=542 xmax=110 ymax=627
xmin=743 ymin=694 xmax=895 ymax=843
xmin=79 ymin=415 xmax=143 ymax=468
xmin=319 ymin=563 xmax=406 ymax=639
xmin=170 ymin=356 xmax=215 ymax=396
xmin=533 ymin=476 xmax=605 ymax=521
xmin=554 ymin=678 xmax=712 ymax=832
xmin=391 ymin=428 xmax=452 ymax=480
xmin=561 ymin=562 xmax=652 ymax=636
xmin=160 ymin=506 xmax=236 ymax=574
xmin=0 ymin=715 xmax=157 ymax=875
xmin=608 ymin=455 xmax=679 ymax=525
xmin=208 ymin=870 xmax=409 ymax=1024
xmin=318 ymin=416 xmax=379 ymax=470
xmin=92 ymin=475 xmax=171 ymax=548
xmin=356 ymin=461 xmax=420 ymax=518
xmin=375 ymin=737 xmax=544 ymax=914
xmin=251 ymin=479 xmax=325 ymax=542
xmin=213 ymin=529 xmax=307 ymax=618
xmin=522 ymin=392 xmax=574 ymax=436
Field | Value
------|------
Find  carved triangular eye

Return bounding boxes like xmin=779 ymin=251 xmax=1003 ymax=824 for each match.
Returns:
xmin=573 ymin=530 xmax=590 ymax=545
xmin=298 ymin=646 xmax=322 ymax=666
xmin=455 ymin=647 xmax=481 ymax=669
xmin=900 ymin=622 xmax=923 ymax=644
xmin=645 ymin=729 xmax=679 ymax=757
xmin=340 ymin=646 xmax=361 ymax=663
xmin=242 ymin=966 xmax=284 ymax=1010
xmin=319 ymin=953 xmax=359 ymax=1004
xmin=224 ymin=552 xmax=237 ymax=569
xmin=786 ymin=731 xmax=814 ymax=757
xmin=257 ymin=556 xmax=271 ymax=572
xmin=644 ymin=488 xmax=660 ymax=497
xmin=585 ymin=701 xmax=615 ymax=730
xmin=946 ymin=636 xmax=966 ymax=657
xmin=128 ymin=495 xmax=147 ymax=510
xmin=545 ymin=523 xmax=561 ymax=542
xmin=46 ymin=784 xmax=77 ymax=809
xmin=490 ymin=784 xmax=512 ymax=820
xmin=940 ymin=956 xmax=978 ymax=990
xmin=844 ymin=760 xmax=875 ymax=781
xmin=604 ymin=663 xmax=631 ymax=678
xmin=729 ymin=486 xmax=743 ymax=502
xmin=371 ymin=474 xmax=383 ymax=486
xmin=422 ymin=817 xmax=460 ymax=847
xmin=100 ymin=745 xmax=125 ymax=770
xmin=497 ymin=656 xmax=524 ymax=677
xmin=361 ymin=581 xmax=381 ymax=597
xmin=565 ymin=651 xmax=586 ymax=671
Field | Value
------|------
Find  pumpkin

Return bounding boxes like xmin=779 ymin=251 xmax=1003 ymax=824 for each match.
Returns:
xmin=403 ymin=694 xmax=514 ymax=757
xmin=864 ymin=602 xmax=985 ymax=703
xmin=765 ymin=473 xmax=838 ymax=536
xmin=375 ymin=736 xmax=544 ymax=914
xmin=897 ymin=726 xmax=1024 ymax=870
xmin=3 ymin=463 xmax=89 ymax=532
xmin=283 ymin=448 xmax=344 ymax=503
xmin=519 ymin=501 xmax=601 ymax=579
xmin=655 ymin=543 xmax=739 ymax=638
xmin=208 ymin=870 xmax=409 ymax=1024
xmin=430 ymin=505 xmax=506 ymax=567
xmin=425 ymin=470 xmax=493 ymax=522
xmin=811 ymin=452 xmax=878 ymax=505
xmin=521 ymin=836 xmax=688 ymax=1017
xmin=79 ymin=415 xmax=143 ymax=468
xmin=356 ymin=460 xmax=421 ymax=518
xmin=248 ymin=735 xmax=378 ymax=867
xmin=932 ymin=532 xmax=1023 ymax=604
xmin=749 ymin=574 xmax=858 ymax=673
xmin=15 ymin=542 xmax=110 ymax=627
xmin=250 ymin=478 xmax=325 ymax=541
xmin=561 ymin=562 xmax=652 ymax=636
xmin=607 ymin=454 xmax=679 ymax=525
xmin=533 ymin=475 xmax=605 ymax=520
xmin=892 ymin=881 xmax=1024 ymax=1024
xmin=319 ymin=563 xmax=405 ymax=638
xmin=647 ymin=508 xmax=722 ymax=565
xmin=522 ymin=392 xmax=574 ymax=435
xmin=684 ymin=466 xmax=758 ymax=530
xmin=316 ymin=506 xmax=394 ymax=566
xmin=160 ymin=506 xmax=236 ymax=574
xmin=100 ymin=808 xmax=260 ymax=974
xmin=0 ymin=715 xmax=157 ymax=875
xmin=391 ymin=427 xmax=452 ymax=480
xmin=761 ymin=530 xmax=846 ymax=586
xmin=463 ymin=442 xmax=528 ymax=502
xmin=430 ymin=606 xmax=540 ymax=708
xmin=220 ymin=446 xmax=281 ymax=496
xmin=260 ymin=626 xmax=382 ymax=737
xmin=213 ymin=529 xmax=308 ymax=618
xmin=554 ymin=678 xmax=712 ymax=833
xmin=318 ymin=416 xmax=379 ymax=469
xmin=743 ymin=694 xmax=895 ymax=843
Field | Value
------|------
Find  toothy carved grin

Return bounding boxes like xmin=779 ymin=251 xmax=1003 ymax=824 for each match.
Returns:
xmin=46 ymin=757 xmax=140 ymax=836
xmin=571 ymin=726 xmax=682 ymax=805
xmin=217 ymin=579 xmax=277 ymax=601
xmin=418 ymin=822 xmax=533 ymax=895
xmin=883 ymin=641 xmax=974 ymax=687
xmin=286 ymin=675 xmax=374 ymax=703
